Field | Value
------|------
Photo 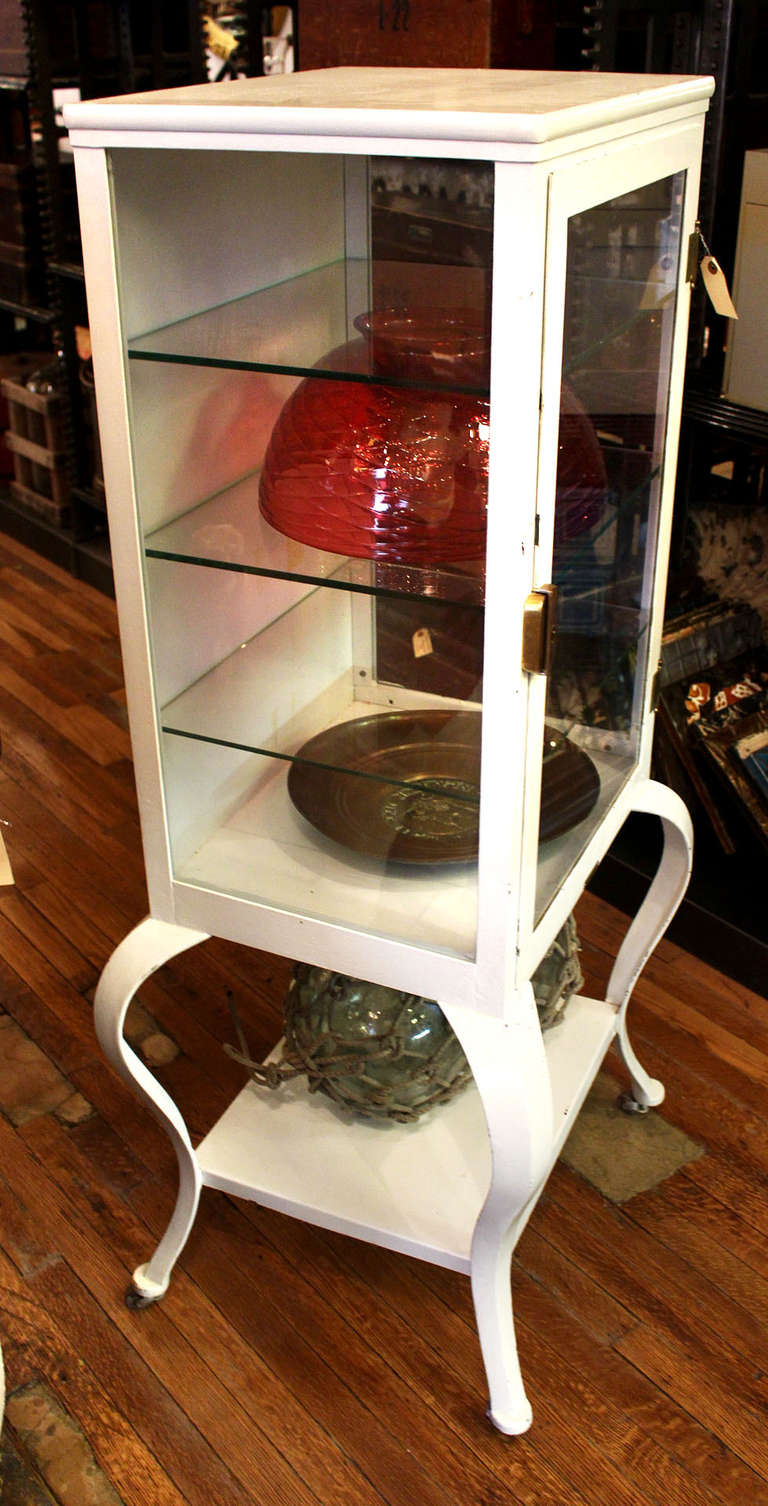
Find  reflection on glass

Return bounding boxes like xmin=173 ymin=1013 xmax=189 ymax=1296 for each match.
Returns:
xmin=536 ymin=173 xmax=685 ymax=921
xmin=134 ymin=153 xmax=495 ymax=959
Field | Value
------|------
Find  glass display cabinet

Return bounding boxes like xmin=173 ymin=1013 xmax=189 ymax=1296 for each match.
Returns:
xmin=66 ymin=67 xmax=713 ymax=1434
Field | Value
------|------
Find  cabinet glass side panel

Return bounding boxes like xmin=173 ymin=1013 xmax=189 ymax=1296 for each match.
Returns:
xmin=535 ymin=172 xmax=685 ymax=922
xmin=117 ymin=148 xmax=493 ymax=959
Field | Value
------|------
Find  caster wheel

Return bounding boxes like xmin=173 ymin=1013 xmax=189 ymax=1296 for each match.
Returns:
xmin=617 ymin=1090 xmax=650 ymax=1116
xmin=125 ymin=1282 xmax=159 ymax=1310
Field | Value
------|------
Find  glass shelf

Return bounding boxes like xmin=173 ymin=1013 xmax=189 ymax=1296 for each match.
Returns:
xmin=155 ymin=574 xmax=483 ymax=954
xmin=161 ymin=691 xmax=481 ymax=959
xmin=127 ymin=253 xmax=668 ymax=396
xmin=159 ymin=585 xmax=481 ymax=769
xmin=163 ymin=719 xmax=481 ymax=810
xmin=145 ymin=473 xmax=486 ymax=608
xmin=162 ymin=710 xmax=482 ymax=884
xmin=128 ymin=260 xmax=490 ymax=398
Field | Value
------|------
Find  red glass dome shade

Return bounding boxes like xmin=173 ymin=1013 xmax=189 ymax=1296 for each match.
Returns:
xmin=259 ymin=308 xmax=607 ymax=564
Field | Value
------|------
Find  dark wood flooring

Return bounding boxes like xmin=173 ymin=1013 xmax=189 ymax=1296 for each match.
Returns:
xmin=0 ymin=529 xmax=767 ymax=1506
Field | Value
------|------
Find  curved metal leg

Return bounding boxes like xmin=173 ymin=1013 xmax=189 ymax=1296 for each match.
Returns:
xmin=608 ymin=779 xmax=693 ymax=1109
xmin=443 ymin=993 xmax=553 ymax=1434
xmin=94 ymin=916 xmax=210 ymax=1303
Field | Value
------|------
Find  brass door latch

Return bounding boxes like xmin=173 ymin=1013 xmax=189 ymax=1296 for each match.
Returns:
xmin=522 ymin=584 xmax=558 ymax=675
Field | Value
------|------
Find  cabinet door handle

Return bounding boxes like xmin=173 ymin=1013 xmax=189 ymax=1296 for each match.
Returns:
xmin=521 ymin=584 xmax=558 ymax=675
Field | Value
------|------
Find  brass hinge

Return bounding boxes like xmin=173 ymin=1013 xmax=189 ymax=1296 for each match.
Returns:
xmin=650 ymin=659 xmax=663 ymax=714
xmin=687 ymin=220 xmax=711 ymax=284
xmin=522 ymin=584 xmax=558 ymax=675
xmin=687 ymin=222 xmax=703 ymax=283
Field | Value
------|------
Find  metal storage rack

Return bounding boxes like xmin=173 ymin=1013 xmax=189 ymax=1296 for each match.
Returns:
xmin=0 ymin=0 xmax=207 ymax=587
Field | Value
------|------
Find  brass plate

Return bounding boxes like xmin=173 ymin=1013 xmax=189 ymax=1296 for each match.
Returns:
xmin=288 ymin=710 xmax=481 ymax=864
xmin=539 ymin=732 xmax=601 ymax=842
xmin=288 ymin=711 xmax=600 ymax=864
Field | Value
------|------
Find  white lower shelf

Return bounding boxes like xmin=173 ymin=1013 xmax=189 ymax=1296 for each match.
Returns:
xmin=195 ymin=992 xmax=617 ymax=1272
xmin=176 ymin=753 xmax=480 ymax=959
xmin=169 ymin=691 xmax=481 ymax=961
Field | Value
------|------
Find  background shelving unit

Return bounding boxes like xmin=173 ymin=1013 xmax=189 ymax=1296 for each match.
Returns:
xmin=573 ymin=0 xmax=768 ymax=995
xmin=0 ymin=0 xmax=208 ymax=589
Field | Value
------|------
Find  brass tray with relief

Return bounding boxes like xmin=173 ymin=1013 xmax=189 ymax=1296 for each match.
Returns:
xmin=287 ymin=710 xmax=599 ymax=864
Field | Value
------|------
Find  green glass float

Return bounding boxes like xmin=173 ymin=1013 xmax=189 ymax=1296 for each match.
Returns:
xmin=227 ymin=917 xmax=582 ymax=1123
xmin=532 ymin=913 xmax=582 ymax=1031
xmin=281 ymin=966 xmax=472 ymax=1122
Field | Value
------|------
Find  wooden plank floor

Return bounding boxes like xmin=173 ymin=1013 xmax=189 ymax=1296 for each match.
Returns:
xmin=0 ymin=528 xmax=767 ymax=1506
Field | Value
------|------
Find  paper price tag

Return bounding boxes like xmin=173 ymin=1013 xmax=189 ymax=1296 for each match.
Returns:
xmin=700 ymin=257 xmax=738 ymax=319
xmin=412 ymin=628 xmax=433 ymax=658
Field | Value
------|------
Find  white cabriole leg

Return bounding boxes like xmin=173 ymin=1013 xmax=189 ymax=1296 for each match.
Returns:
xmin=94 ymin=916 xmax=210 ymax=1305
xmin=443 ymin=993 xmax=554 ymax=1434
xmin=608 ymin=778 xmax=693 ymax=1110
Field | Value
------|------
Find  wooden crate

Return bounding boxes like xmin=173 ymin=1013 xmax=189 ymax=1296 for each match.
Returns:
xmin=0 ymin=163 xmax=39 ymax=249
xmin=0 ymin=0 xmax=27 ymax=76
xmin=0 ymin=352 xmax=41 ymax=475
xmin=1 ymin=376 xmax=70 ymax=526
xmin=297 ymin=0 xmax=555 ymax=71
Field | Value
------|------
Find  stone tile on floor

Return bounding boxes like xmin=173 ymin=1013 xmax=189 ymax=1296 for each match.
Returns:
xmin=0 ymin=1018 xmax=71 ymax=1126
xmin=82 ymin=990 xmax=157 ymax=1047
xmin=139 ymin=1032 xmax=179 ymax=1067
xmin=54 ymin=1091 xmax=95 ymax=1127
xmin=0 ymin=1435 xmax=59 ymax=1505
xmin=560 ymin=1069 xmax=706 ymax=1203
xmin=5 ymin=1382 xmax=123 ymax=1506
xmin=123 ymin=999 xmax=157 ymax=1044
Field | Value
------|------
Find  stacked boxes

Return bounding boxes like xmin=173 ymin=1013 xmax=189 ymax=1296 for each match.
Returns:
xmin=1 ymin=373 xmax=69 ymax=526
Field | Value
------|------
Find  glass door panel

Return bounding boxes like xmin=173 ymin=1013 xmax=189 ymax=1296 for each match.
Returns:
xmin=119 ymin=149 xmax=493 ymax=957
xmin=535 ymin=172 xmax=685 ymax=921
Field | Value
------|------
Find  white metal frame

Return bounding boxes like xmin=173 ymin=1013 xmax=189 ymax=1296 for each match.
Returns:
xmin=94 ymin=777 xmax=691 ymax=1433
xmin=68 ymin=70 xmax=710 ymax=1434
